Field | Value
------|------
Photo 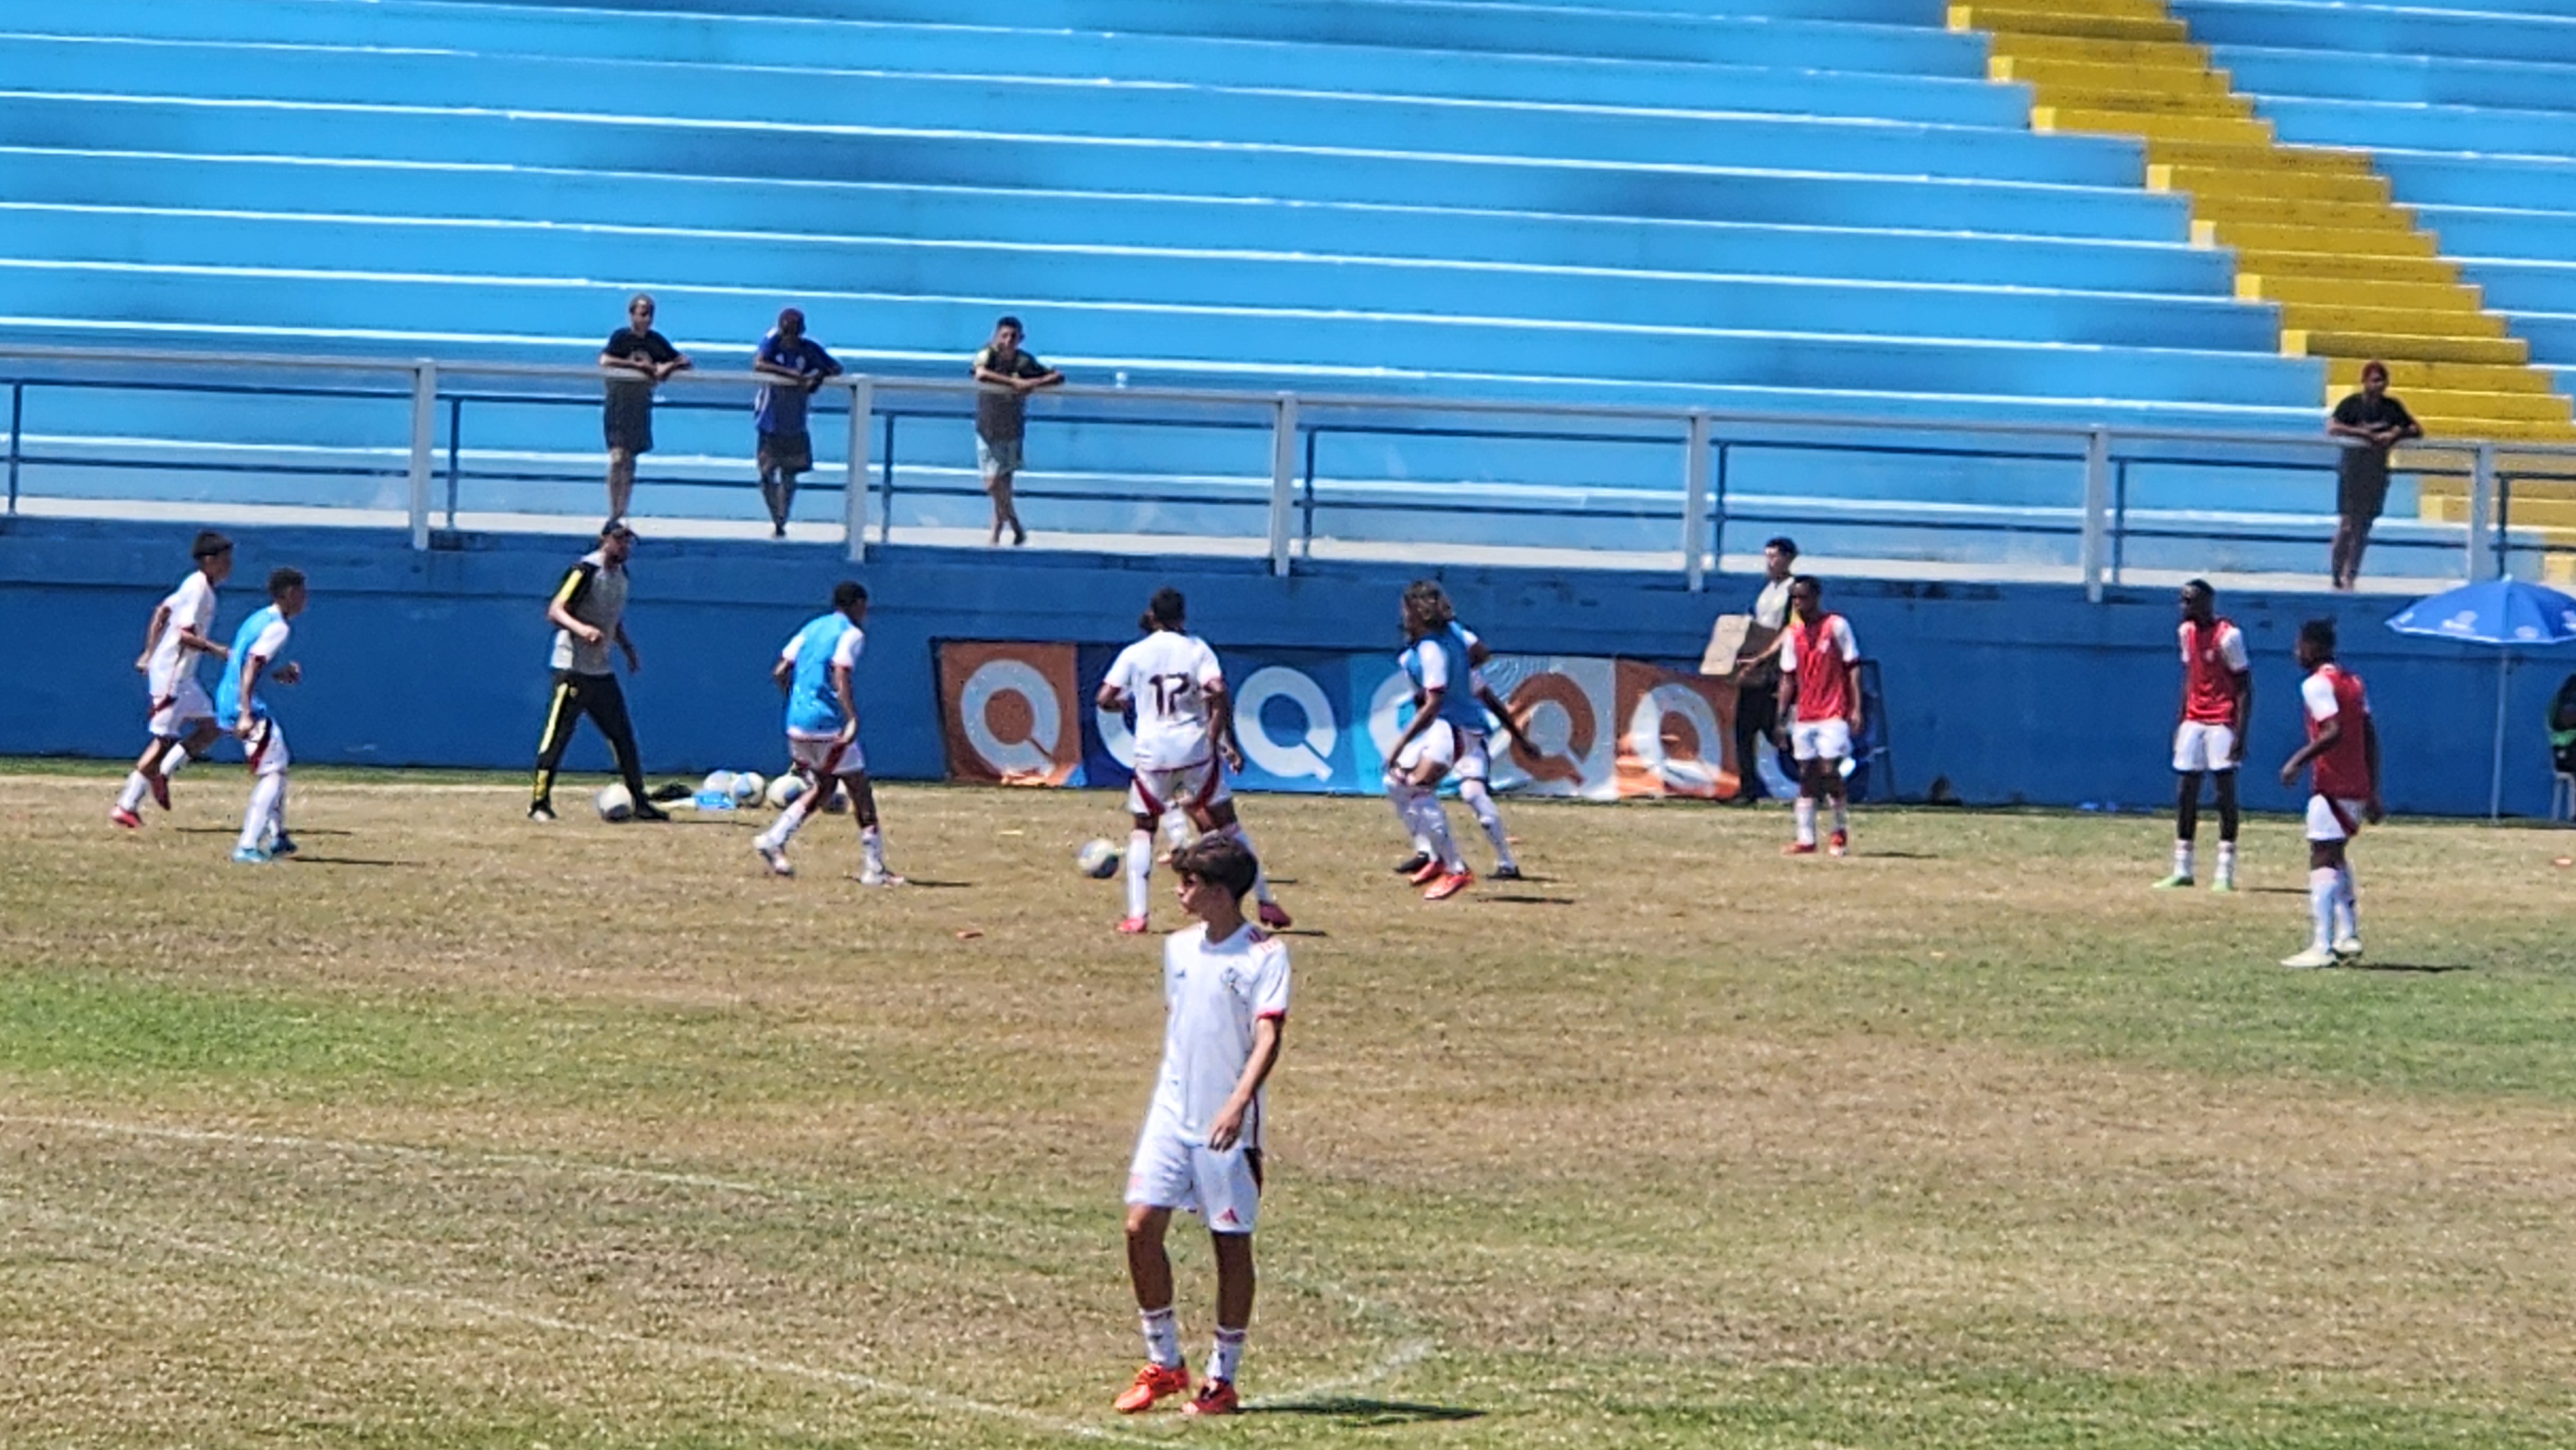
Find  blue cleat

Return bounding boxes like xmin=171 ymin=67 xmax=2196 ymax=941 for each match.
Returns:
xmin=231 ymin=845 xmax=272 ymax=865
xmin=269 ymin=833 xmax=299 ymax=856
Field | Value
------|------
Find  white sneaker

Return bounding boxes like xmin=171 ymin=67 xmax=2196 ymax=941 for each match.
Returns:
xmin=755 ymin=842 xmax=793 ymax=877
xmin=858 ymin=867 xmax=907 ymax=887
xmin=2281 ymin=945 xmax=2340 ymax=970
xmin=2332 ymin=935 xmax=2363 ymax=962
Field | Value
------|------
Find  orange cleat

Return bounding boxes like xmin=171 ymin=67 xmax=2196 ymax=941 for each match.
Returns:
xmin=110 ymin=807 xmax=142 ymax=830
xmin=1407 ymin=858 xmax=1444 ymax=886
xmin=1256 ymin=900 xmax=1293 ymax=931
xmin=1117 ymin=916 xmax=1150 ymax=934
xmin=1114 ymin=1362 xmax=1190 ymax=1414
xmin=1781 ymin=840 xmax=1817 ymax=856
xmin=1827 ymin=831 xmax=1849 ymax=858
xmin=1180 ymin=1378 xmax=1240 ymax=1418
xmin=1423 ymin=869 xmax=1474 ymax=901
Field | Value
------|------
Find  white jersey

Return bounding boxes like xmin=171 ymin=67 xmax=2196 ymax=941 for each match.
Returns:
xmin=1106 ymin=630 xmax=1224 ymax=771
xmin=1148 ymin=922 xmax=1291 ymax=1149
xmin=146 ymin=570 xmax=218 ymax=694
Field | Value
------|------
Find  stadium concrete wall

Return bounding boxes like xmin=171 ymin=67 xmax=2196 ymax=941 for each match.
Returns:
xmin=1 ymin=518 xmax=2563 ymax=818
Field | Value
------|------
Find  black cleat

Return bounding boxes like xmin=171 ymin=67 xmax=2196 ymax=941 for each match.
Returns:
xmin=528 ymin=802 xmax=556 ymax=823
xmin=1391 ymin=852 xmax=1430 ymax=876
xmin=1491 ymin=864 xmax=1523 ymax=881
xmin=631 ymin=799 xmax=672 ymax=822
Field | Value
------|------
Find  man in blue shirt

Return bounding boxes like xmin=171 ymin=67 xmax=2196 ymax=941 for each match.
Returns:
xmin=752 ymin=308 xmax=844 ymax=538
xmin=753 ymin=580 xmax=900 ymax=883
xmin=214 ymin=567 xmax=307 ymax=863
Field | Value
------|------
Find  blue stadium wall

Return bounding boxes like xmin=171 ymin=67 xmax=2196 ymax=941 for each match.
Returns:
xmin=0 ymin=518 xmax=2560 ymax=818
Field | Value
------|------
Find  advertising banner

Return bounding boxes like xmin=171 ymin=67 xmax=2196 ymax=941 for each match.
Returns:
xmin=934 ymin=640 xmax=1736 ymax=800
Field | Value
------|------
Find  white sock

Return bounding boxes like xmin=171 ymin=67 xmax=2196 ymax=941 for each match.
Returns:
xmin=2174 ymin=839 xmax=2195 ymax=879
xmin=1795 ymin=797 xmax=1817 ymax=846
xmin=1124 ymin=829 xmax=1153 ymax=919
xmin=2215 ymin=840 xmax=2237 ymax=882
xmin=861 ymin=823 xmax=886 ymax=874
xmin=1459 ymin=780 xmax=1516 ymax=871
xmin=2307 ymin=867 xmax=2338 ymax=950
xmin=117 ymin=771 xmax=150 ymax=813
xmin=158 ymin=747 xmax=193 ymax=778
xmin=2334 ymin=864 xmax=2358 ymax=941
xmin=1139 ymin=1306 xmax=1181 ymax=1370
xmin=239 ymin=773 xmax=285 ymax=852
xmin=1159 ymin=809 xmax=1192 ymax=855
xmin=1420 ymin=796 xmax=1466 ymax=873
xmin=1388 ymin=785 xmax=1432 ymax=858
xmin=1830 ymin=798 xmax=1849 ymax=837
xmin=1209 ymin=1326 xmax=1246 ymax=1384
xmin=1217 ymin=823 xmax=1274 ymax=905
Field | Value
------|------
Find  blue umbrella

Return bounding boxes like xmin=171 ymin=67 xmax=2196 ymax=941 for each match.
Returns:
xmin=2386 ymin=579 xmax=2576 ymax=818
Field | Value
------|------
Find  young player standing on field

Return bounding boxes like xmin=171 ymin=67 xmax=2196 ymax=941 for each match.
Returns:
xmin=2278 ymin=619 xmax=2382 ymax=968
xmin=213 ymin=567 xmax=307 ymax=865
xmin=1383 ymin=581 xmax=1488 ymax=899
xmin=1773 ymin=576 xmax=1862 ymax=856
xmin=2155 ymin=579 xmax=2254 ymax=892
xmin=752 ymin=580 xmax=900 ymax=885
xmin=113 ymin=531 xmax=234 ymax=829
xmin=1387 ymin=585 xmax=1524 ymax=881
xmin=1097 ymin=588 xmax=1291 ymax=934
xmin=1114 ymin=834 xmax=1289 ymax=1420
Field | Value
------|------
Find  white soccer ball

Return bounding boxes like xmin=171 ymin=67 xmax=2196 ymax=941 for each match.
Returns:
xmin=820 ymin=780 xmax=849 ymax=813
xmin=732 ymin=771 xmax=766 ymax=806
xmin=765 ymin=773 xmax=806 ymax=811
xmin=701 ymin=770 xmax=739 ymax=800
xmin=1077 ymin=838 xmax=1122 ymax=879
xmin=594 ymin=782 xmax=634 ymax=822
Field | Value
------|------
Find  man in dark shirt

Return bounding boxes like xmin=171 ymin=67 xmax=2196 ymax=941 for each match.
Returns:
xmin=530 ymin=520 xmax=665 ymax=823
xmin=970 ymin=314 xmax=1064 ymax=547
xmin=2325 ymin=359 xmax=2422 ymax=591
xmin=600 ymin=293 xmax=693 ymax=522
xmin=752 ymin=307 xmax=843 ymax=538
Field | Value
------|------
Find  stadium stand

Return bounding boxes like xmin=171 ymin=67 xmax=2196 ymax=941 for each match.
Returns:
xmin=0 ymin=0 xmax=2527 ymax=573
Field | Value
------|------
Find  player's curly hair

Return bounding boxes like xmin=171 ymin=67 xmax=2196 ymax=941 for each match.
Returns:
xmin=1402 ymin=579 xmax=1454 ymax=632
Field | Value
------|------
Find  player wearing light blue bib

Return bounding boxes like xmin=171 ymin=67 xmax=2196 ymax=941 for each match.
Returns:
xmin=214 ymin=567 xmax=308 ymax=863
xmin=753 ymin=581 xmax=898 ymax=883
xmin=1385 ymin=581 xmax=1489 ymax=901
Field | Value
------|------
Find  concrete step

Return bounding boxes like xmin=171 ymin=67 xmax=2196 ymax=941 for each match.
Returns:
xmin=2232 ymin=249 xmax=2461 ymax=286
xmin=2154 ymin=164 xmax=2389 ymax=203
xmin=2392 ymin=388 xmax=2573 ymax=423
xmin=1994 ymin=55 xmax=2232 ymax=95
xmin=2325 ymin=357 xmax=2552 ymax=395
xmin=1978 ymin=33 xmax=2211 ymax=67
xmin=2244 ymin=275 xmax=2484 ymax=314
xmin=2027 ymin=88 xmax=2255 ymax=118
xmin=2407 ymin=413 xmax=2575 ymax=440
xmin=2278 ymin=302 xmax=2509 ymax=340
xmin=1999 ymin=0 xmax=2175 ymax=19
xmin=2206 ymin=220 xmax=2438 ymax=259
xmin=2187 ymin=194 xmax=2416 ymax=232
xmin=2147 ymin=138 xmax=2372 ymax=173
xmin=2423 ymin=494 xmax=2576 ymax=529
xmin=2287 ymin=329 xmax=2530 ymax=365
xmin=2038 ymin=106 xmax=2271 ymax=145
xmin=1959 ymin=6 xmax=2192 ymax=42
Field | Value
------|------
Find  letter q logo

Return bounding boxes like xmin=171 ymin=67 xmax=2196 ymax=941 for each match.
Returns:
xmin=961 ymin=657 xmax=1063 ymax=779
xmin=1236 ymin=666 xmax=1338 ymax=782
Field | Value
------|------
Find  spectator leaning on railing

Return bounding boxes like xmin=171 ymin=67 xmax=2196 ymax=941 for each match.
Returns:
xmin=752 ymin=308 xmax=844 ymax=539
xmin=971 ymin=314 xmax=1065 ymax=547
xmin=599 ymin=292 xmax=692 ymax=523
xmin=2324 ymin=359 xmax=2421 ymax=592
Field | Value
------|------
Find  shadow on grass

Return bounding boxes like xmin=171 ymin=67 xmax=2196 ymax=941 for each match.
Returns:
xmin=873 ymin=878 xmax=974 ymax=890
xmin=176 ymin=826 xmax=353 ymax=837
xmin=1480 ymin=893 xmax=1577 ymax=906
xmin=1247 ymin=1396 xmax=1482 ymax=1424
xmin=285 ymin=856 xmax=423 ymax=870
xmin=2338 ymin=961 xmax=2474 ymax=975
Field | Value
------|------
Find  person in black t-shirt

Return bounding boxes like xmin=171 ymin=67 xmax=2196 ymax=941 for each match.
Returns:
xmin=599 ymin=293 xmax=693 ymax=522
xmin=970 ymin=315 xmax=1064 ymax=547
xmin=2325 ymin=359 xmax=2421 ymax=591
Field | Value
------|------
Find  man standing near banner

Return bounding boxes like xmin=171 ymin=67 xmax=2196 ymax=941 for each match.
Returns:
xmin=1773 ymin=575 xmax=1862 ymax=857
xmin=1727 ymin=536 xmax=1798 ymax=803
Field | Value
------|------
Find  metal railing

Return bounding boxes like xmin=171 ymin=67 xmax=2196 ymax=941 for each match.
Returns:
xmin=1 ymin=342 xmax=2564 ymax=596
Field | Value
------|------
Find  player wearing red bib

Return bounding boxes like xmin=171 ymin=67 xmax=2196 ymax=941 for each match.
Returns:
xmin=1772 ymin=576 xmax=1862 ymax=856
xmin=2278 ymin=619 xmax=2382 ymax=968
xmin=2155 ymin=581 xmax=2254 ymax=892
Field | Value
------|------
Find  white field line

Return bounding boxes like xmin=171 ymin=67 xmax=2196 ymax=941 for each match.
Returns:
xmin=4 ymin=1113 xmax=1439 ymax=1412
xmin=2 ymin=1195 xmax=1166 ymax=1447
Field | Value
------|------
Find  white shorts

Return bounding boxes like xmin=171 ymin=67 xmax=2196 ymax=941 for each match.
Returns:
xmin=1451 ymin=726 xmax=1492 ymax=784
xmin=149 ymin=675 xmax=213 ymax=739
xmin=1125 ymin=1116 xmax=1262 ymax=1234
xmin=2172 ymin=721 xmax=2239 ymax=774
xmin=1790 ymin=718 xmax=1852 ymax=762
xmin=787 ymin=732 xmax=866 ymax=778
xmin=1391 ymin=720 xmax=1458 ymax=778
xmin=242 ymin=717 xmax=289 ymax=777
xmin=2305 ymin=795 xmax=2367 ymax=843
xmin=1128 ymin=758 xmax=1229 ymax=818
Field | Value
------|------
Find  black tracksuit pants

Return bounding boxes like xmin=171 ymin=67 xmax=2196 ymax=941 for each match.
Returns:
xmin=531 ymin=670 xmax=649 ymax=807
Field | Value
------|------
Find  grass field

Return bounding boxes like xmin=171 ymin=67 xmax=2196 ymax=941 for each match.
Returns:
xmin=5 ymin=768 xmax=2575 ymax=1447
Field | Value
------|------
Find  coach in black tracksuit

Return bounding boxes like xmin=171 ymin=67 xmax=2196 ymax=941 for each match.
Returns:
xmin=529 ymin=520 xmax=665 ymax=822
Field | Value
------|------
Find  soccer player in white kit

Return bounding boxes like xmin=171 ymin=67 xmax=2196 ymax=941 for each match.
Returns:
xmin=1096 ymin=588 xmax=1289 ymax=934
xmin=112 ymin=531 xmax=235 ymax=829
xmin=1115 ymin=834 xmax=1289 ymax=1419
xmin=752 ymin=580 xmax=899 ymax=884
xmin=214 ymin=568 xmax=307 ymax=864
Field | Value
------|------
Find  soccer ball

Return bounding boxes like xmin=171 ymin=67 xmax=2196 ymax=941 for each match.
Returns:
xmin=732 ymin=771 xmax=766 ymax=806
xmin=595 ymin=782 xmax=634 ymax=822
xmin=701 ymin=770 xmax=739 ymax=800
xmin=765 ymin=774 xmax=806 ymax=811
xmin=1077 ymin=838 xmax=1121 ymax=878
xmin=819 ymin=780 xmax=849 ymax=814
